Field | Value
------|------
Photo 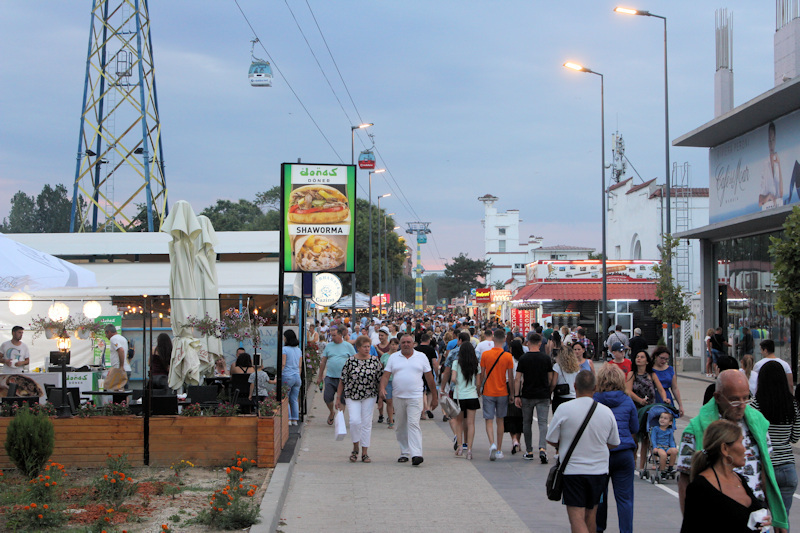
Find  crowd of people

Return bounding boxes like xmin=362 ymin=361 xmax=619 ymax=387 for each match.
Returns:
xmin=303 ymin=312 xmax=798 ymax=533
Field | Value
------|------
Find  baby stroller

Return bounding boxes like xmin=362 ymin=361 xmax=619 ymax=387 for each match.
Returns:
xmin=638 ymin=403 xmax=680 ymax=484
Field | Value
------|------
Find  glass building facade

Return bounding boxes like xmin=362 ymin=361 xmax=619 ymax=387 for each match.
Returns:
xmin=713 ymin=231 xmax=793 ymax=363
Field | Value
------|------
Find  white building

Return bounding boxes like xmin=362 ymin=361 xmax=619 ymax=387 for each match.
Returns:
xmin=479 ymin=194 xmax=594 ymax=291
xmin=606 ymin=177 xmax=709 ymax=293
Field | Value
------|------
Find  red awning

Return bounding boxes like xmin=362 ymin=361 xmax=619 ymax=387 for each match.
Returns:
xmin=512 ymin=282 xmax=658 ymax=302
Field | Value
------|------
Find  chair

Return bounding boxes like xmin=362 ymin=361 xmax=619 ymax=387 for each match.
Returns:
xmin=230 ymin=373 xmax=254 ymax=414
xmin=187 ymin=385 xmax=219 ymax=408
xmin=47 ymin=389 xmax=78 ymax=415
xmin=150 ymin=395 xmax=178 ymax=415
xmin=2 ymin=396 xmax=39 ymax=408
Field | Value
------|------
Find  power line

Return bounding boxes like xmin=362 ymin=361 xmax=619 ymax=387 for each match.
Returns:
xmin=232 ymin=0 xmax=344 ymax=163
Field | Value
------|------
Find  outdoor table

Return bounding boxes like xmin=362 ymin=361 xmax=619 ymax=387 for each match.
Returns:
xmin=82 ymin=390 xmax=133 ymax=405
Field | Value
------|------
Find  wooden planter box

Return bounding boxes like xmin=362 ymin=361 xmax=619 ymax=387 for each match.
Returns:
xmin=0 ymin=416 xmax=144 ymax=469
xmin=0 ymin=398 xmax=288 ymax=469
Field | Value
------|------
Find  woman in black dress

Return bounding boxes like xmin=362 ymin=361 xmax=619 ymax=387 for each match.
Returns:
xmin=681 ymin=420 xmax=770 ymax=533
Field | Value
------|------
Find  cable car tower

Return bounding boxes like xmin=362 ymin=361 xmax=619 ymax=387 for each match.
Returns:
xmin=405 ymin=222 xmax=431 ymax=311
xmin=70 ymin=0 xmax=167 ymax=233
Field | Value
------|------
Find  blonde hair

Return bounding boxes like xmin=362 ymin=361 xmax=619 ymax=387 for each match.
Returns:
xmin=689 ymin=419 xmax=741 ymax=482
xmin=740 ymin=354 xmax=754 ymax=379
xmin=596 ymin=364 xmax=626 ymax=392
xmin=706 ymin=328 xmax=715 ymax=337
xmin=556 ymin=345 xmax=580 ymax=374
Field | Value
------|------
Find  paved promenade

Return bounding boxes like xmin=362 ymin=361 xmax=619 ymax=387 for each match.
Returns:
xmin=278 ymin=369 xmax=800 ymax=532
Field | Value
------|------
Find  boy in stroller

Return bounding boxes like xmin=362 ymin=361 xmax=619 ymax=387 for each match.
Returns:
xmin=650 ymin=411 xmax=677 ymax=478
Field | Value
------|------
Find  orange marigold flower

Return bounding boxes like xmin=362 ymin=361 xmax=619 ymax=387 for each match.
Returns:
xmin=23 ymin=506 xmax=30 ymax=510
xmin=104 ymin=516 xmax=111 ymax=522
xmin=30 ymin=503 xmax=37 ymax=508
xmin=110 ymin=478 xmax=117 ymax=484
xmin=45 ymin=483 xmax=50 ymax=487
xmin=162 ymin=525 xmax=169 ymax=530
xmin=52 ymin=482 xmax=57 ymax=486
xmin=38 ymin=514 xmax=43 ymax=519
xmin=247 ymin=490 xmax=255 ymax=497
xmin=107 ymin=508 xmax=114 ymax=513
xmin=45 ymin=475 xmax=50 ymax=480
xmin=225 ymin=467 xmax=231 ymax=473
xmin=43 ymin=504 xmax=48 ymax=509
xmin=227 ymin=502 xmax=232 ymax=506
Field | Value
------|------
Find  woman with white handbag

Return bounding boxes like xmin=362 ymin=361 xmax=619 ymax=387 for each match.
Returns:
xmin=449 ymin=342 xmax=482 ymax=460
xmin=337 ymin=336 xmax=383 ymax=463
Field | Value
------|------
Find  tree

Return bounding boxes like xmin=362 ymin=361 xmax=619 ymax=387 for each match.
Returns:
xmin=770 ymin=206 xmax=800 ymax=320
xmin=437 ymin=253 xmax=491 ymax=300
xmin=651 ymin=234 xmax=692 ymax=325
xmin=254 ymin=185 xmax=281 ymax=211
xmin=199 ymin=199 xmax=278 ymax=231
xmin=0 ymin=184 xmax=73 ymax=233
xmin=423 ymin=274 xmax=440 ymax=305
xmin=493 ymin=280 xmax=505 ymax=290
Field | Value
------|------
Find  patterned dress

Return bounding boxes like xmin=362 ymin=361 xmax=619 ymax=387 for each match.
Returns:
xmin=340 ymin=357 xmax=383 ymax=400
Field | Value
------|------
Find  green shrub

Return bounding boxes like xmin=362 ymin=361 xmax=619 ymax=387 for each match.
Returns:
xmin=4 ymin=407 xmax=55 ymax=478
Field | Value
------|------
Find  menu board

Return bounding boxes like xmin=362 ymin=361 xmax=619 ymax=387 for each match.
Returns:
xmin=282 ymin=163 xmax=356 ymax=273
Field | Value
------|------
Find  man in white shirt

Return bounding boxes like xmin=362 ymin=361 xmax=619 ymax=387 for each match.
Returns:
xmin=104 ymin=324 xmax=131 ymax=377
xmin=546 ymin=370 xmax=620 ymax=533
xmin=475 ymin=330 xmax=494 ymax=361
xmin=749 ymin=339 xmax=793 ymax=394
xmin=0 ymin=326 xmax=30 ymax=373
xmin=380 ymin=334 xmax=438 ymax=466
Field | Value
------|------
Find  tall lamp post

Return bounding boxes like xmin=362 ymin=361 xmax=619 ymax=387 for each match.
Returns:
xmin=376 ymin=194 xmax=391 ymax=317
xmin=368 ymin=169 xmax=386 ymax=321
xmin=564 ymin=61 xmax=607 ymax=355
xmin=615 ymin=6 xmax=674 ymax=355
xmin=351 ymin=123 xmax=373 ymax=328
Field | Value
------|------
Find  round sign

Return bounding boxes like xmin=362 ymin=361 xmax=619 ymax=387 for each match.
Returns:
xmin=312 ymin=273 xmax=343 ymax=307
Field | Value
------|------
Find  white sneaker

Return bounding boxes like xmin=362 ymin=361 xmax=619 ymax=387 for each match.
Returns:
xmin=496 ymin=451 xmax=504 ymax=459
xmin=489 ymin=443 xmax=497 ymax=461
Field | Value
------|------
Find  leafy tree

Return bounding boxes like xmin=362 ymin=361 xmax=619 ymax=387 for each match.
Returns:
xmin=437 ymin=253 xmax=491 ymax=300
xmin=423 ymin=274 xmax=440 ymax=305
xmin=200 ymin=199 xmax=278 ymax=231
xmin=129 ymin=202 xmax=162 ymax=232
xmin=0 ymin=184 xmax=73 ymax=233
xmin=493 ymin=280 xmax=505 ymax=290
xmin=254 ymin=185 xmax=281 ymax=211
xmin=651 ymin=234 xmax=692 ymax=325
xmin=770 ymin=206 xmax=800 ymax=320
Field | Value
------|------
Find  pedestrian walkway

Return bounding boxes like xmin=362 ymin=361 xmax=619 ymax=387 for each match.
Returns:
xmin=279 ymin=389 xmax=530 ymax=532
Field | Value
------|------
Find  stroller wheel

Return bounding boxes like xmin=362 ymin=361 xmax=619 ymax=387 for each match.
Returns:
xmin=651 ymin=474 xmax=656 ymax=484
xmin=639 ymin=469 xmax=645 ymax=479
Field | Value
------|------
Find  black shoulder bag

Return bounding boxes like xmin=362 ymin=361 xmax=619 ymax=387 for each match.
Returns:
xmin=546 ymin=401 xmax=598 ymax=501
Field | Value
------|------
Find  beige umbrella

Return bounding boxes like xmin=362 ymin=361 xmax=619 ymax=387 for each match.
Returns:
xmin=194 ymin=215 xmax=222 ymax=374
xmin=162 ymin=201 xmax=203 ymax=390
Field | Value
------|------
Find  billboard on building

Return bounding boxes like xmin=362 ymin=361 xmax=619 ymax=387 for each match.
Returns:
xmin=282 ymin=163 xmax=356 ymax=273
xmin=526 ymin=260 xmax=659 ymax=283
xmin=709 ymin=109 xmax=800 ymax=223
xmin=475 ymin=288 xmax=491 ymax=304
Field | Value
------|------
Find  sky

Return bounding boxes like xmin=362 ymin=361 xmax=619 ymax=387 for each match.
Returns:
xmin=0 ymin=1 xmax=778 ymax=270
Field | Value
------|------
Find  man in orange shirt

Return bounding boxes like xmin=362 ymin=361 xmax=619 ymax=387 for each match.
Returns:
xmin=480 ymin=328 xmax=515 ymax=460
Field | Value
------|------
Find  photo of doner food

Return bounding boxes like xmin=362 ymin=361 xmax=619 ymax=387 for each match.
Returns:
xmin=293 ymin=235 xmax=346 ymax=271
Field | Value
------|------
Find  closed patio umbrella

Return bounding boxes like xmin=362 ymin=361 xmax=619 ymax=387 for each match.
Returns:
xmin=194 ymin=215 xmax=221 ymax=374
xmin=162 ymin=201 xmax=203 ymax=390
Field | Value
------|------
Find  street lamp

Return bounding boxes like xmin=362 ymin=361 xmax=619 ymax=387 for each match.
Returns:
xmin=376 ymin=195 xmax=391 ymax=317
xmin=615 ymin=5 xmax=674 ymax=354
xmin=368 ymin=169 xmax=386 ymax=320
xmin=350 ymin=123 xmax=373 ymax=328
xmin=563 ymin=60 xmax=608 ymax=355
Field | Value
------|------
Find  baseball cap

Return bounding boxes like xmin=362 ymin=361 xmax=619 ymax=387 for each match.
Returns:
xmin=611 ymin=342 xmax=625 ymax=352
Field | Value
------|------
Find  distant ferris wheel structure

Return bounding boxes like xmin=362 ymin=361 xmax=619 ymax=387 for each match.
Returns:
xmin=70 ymin=0 xmax=168 ymax=233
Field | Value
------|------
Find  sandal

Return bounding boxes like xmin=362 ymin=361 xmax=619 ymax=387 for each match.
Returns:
xmin=349 ymin=451 xmax=358 ymax=463
xmin=387 ymin=419 xmax=394 ymax=429
xmin=327 ymin=415 xmax=335 ymax=425
xmin=397 ymin=456 xmax=409 ymax=463
xmin=362 ymin=454 xmax=371 ymax=463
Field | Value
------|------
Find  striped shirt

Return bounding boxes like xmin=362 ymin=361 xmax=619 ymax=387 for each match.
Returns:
xmin=751 ymin=398 xmax=800 ymax=467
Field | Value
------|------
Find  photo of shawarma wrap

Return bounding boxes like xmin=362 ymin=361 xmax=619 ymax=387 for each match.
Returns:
xmin=293 ymin=235 xmax=346 ymax=271
xmin=288 ymin=185 xmax=349 ymax=224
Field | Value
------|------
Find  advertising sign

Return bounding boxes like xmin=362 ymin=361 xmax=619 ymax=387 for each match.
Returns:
xmin=312 ymin=273 xmax=343 ymax=307
xmin=511 ymin=308 xmax=533 ymax=336
xmin=526 ymin=260 xmax=659 ymax=283
xmin=475 ymin=288 xmax=491 ymax=304
xmin=282 ymin=163 xmax=356 ymax=273
xmin=709 ymin=109 xmax=800 ymax=223
xmin=492 ymin=290 xmax=511 ymax=302
xmin=371 ymin=294 xmax=390 ymax=306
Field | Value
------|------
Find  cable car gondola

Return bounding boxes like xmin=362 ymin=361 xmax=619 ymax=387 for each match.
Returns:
xmin=249 ymin=38 xmax=272 ymax=88
xmin=358 ymin=149 xmax=376 ymax=169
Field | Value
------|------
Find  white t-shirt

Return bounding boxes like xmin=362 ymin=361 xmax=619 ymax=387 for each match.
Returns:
xmin=108 ymin=334 xmax=131 ymax=372
xmin=384 ymin=350 xmax=431 ymax=399
xmin=0 ymin=340 xmax=29 ymax=374
xmin=749 ymin=356 xmax=792 ymax=395
xmin=475 ymin=340 xmax=494 ymax=360
xmin=545 ymin=396 xmax=620 ymax=475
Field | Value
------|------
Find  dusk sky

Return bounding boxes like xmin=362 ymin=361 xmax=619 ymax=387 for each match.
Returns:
xmin=0 ymin=1 xmax=777 ymax=270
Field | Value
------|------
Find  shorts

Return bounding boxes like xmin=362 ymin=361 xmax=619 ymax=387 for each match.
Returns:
xmin=323 ymin=376 xmax=340 ymax=404
xmin=384 ymin=381 xmax=393 ymax=400
xmin=562 ymin=474 xmax=607 ymax=508
xmin=482 ymin=395 xmax=508 ymax=419
xmin=458 ymin=398 xmax=480 ymax=411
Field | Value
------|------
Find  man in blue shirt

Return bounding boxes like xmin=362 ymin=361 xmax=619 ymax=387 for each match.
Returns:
xmin=315 ymin=326 xmax=356 ymax=425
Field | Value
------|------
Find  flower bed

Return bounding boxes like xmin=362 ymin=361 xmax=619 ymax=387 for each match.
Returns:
xmin=0 ymin=398 xmax=288 ymax=469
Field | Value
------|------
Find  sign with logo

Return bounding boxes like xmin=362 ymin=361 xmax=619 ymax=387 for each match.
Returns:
xmin=511 ymin=309 xmax=533 ymax=336
xmin=526 ymin=260 xmax=659 ymax=283
xmin=709 ymin=109 xmax=800 ymax=224
xmin=282 ymin=163 xmax=356 ymax=273
xmin=475 ymin=288 xmax=491 ymax=304
xmin=93 ymin=315 xmax=122 ymax=367
xmin=371 ymin=293 xmax=391 ymax=306
xmin=312 ymin=273 xmax=343 ymax=307
xmin=492 ymin=290 xmax=511 ymax=302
